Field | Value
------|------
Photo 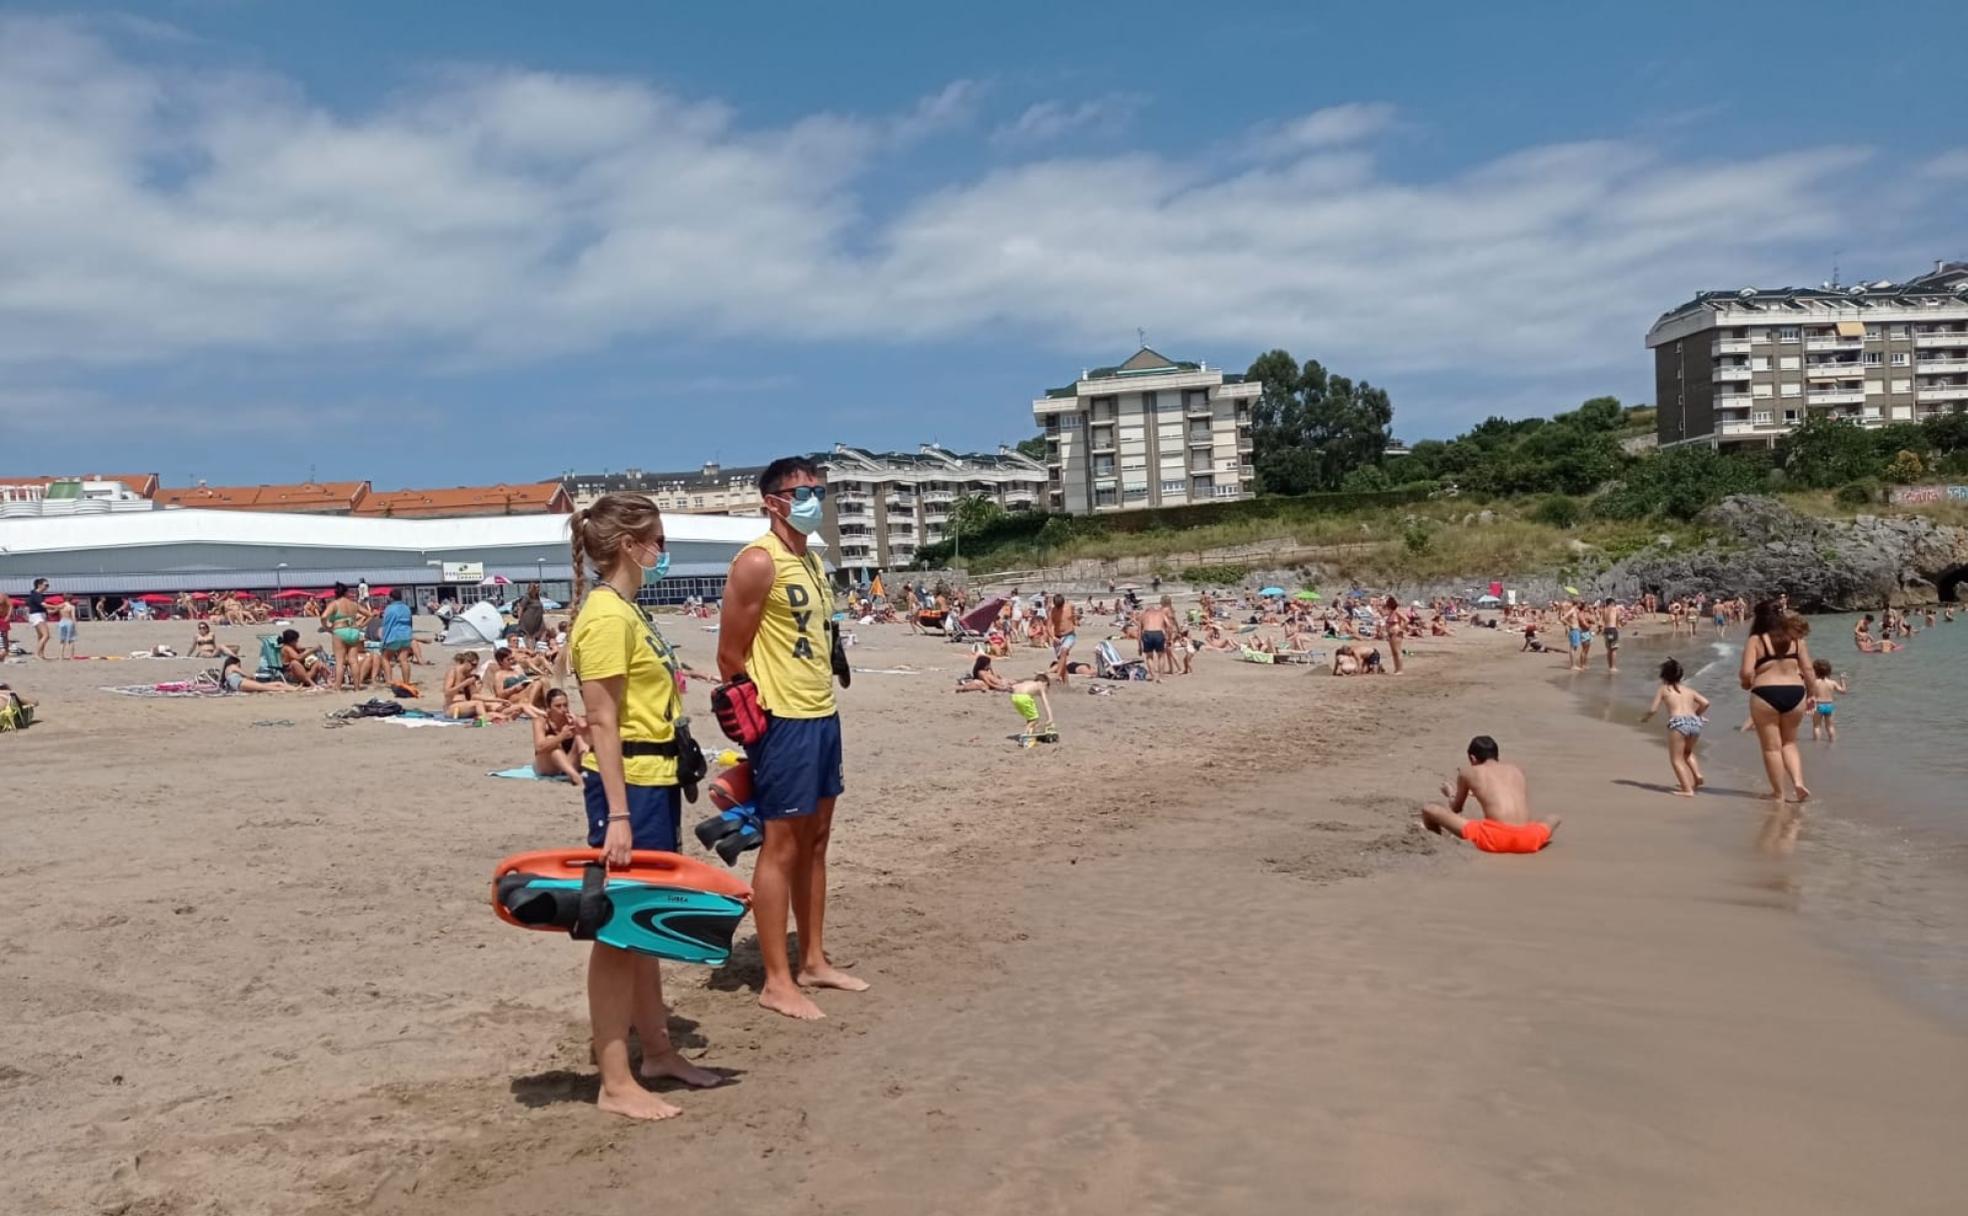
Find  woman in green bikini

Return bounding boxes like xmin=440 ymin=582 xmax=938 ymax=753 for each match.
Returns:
xmin=318 ymin=582 xmax=371 ymax=690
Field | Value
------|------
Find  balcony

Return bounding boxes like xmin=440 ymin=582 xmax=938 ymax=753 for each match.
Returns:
xmin=1807 ymin=390 xmax=1865 ymax=406
xmin=1805 ymin=361 xmax=1866 ymax=379
xmin=1804 ymin=337 xmax=1864 ymax=352
xmin=1915 ymin=331 xmax=1968 ymax=348
xmin=1917 ymin=356 xmax=1968 ymax=373
xmin=1712 ymin=339 xmax=1753 ymax=356
xmin=1718 ymin=421 xmax=1789 ymax=436
xmin=1187 ymin=401 xmax=1213 ymax=418
xmin=1713 ymin=393 xmax=1755 ymax=408
xmin=1188 ymin=432 xmax=1213 ymax=447
xmin=1237 ymin=438 xmax=1254 ymax=453
xmin=1712 ymin=366 xmax=1752 ymax=382
xmin=922 ymin=490 xmax=954 ymax=504
xmin=886 ymin=493 xmax=916 ymax=508
xmin=1917 ymin=385 xmax=1968 ymax=402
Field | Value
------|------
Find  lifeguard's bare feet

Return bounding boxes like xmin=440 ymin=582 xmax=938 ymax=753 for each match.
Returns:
xmin=759 ymin=981 xmax=827 ymax=1021
xmin=798 ymin=964 xmax=869 ymax=993
xmin=640 ymin=1049 xmax=723 ymax=1088
xmin=597 ymin=1083 xmax=682 ymax=1121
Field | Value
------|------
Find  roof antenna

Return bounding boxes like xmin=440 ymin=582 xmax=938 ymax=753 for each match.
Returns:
xmin=307 ymin=462 xmax=317 ymax=485
xmin=1830 ymin=249 xmax=1841 ymax=290
xmin=1136 ymin=326 xmax=1147 ymax=349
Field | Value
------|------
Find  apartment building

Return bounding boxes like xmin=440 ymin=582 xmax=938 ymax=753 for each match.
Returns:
xmin=1649 ymin=260 xmax=1968 ymax=449
xmin=562 ymin=463 xmax=770 ymax=516
xmin=1032 ymin=347 xmax=1258 ymax=513
xmin=819 ymin=444 xmax=1047 ymax=573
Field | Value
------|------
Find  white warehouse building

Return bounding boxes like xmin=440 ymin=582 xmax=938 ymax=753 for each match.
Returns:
xmin=0 ymin=509 xmax=792 ymax=606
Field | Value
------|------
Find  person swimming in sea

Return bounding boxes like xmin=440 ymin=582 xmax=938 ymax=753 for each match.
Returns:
xmin=1640 ymin=657 xmax=1710 ymax=796
xmin=1420 ymin=736 xmax=1560 ymax=853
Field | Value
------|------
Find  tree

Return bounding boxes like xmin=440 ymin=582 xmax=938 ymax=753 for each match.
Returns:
xmin=1782 ymin=416 xmax=1880 ymax=488
xmin=948 ymin=494 xmax=1004 ymax=541
xmin=1014 ymin=434 xmax=1048 ymax=461
xmin=1245 ymin=349 xmax=1394 ymax=494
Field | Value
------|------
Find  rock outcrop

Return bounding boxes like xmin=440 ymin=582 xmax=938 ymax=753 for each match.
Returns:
xmin=1593 ymin=495 xmax=1968 ymax=611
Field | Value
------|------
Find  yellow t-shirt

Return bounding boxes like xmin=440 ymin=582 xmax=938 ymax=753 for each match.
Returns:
xmin=740 ymin=531 xmax=836 ymax=719
xmin=569 ymin=587 xmax=680 ymax=786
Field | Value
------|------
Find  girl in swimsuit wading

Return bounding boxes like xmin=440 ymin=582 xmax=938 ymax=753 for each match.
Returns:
xmin=1739 ymin=599 xmax=1814 ymax=803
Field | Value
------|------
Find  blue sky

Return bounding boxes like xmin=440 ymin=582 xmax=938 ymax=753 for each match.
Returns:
xmin=4 ymin=1 xmax=1965 ymax=488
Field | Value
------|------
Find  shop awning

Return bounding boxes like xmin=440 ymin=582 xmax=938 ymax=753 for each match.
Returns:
xmin=1836 ymin=320 xmax=1866 ymax=337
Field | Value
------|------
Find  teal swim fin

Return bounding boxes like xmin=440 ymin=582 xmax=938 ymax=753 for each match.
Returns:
xmin=497 ymin=870 xmax=748 ymax=966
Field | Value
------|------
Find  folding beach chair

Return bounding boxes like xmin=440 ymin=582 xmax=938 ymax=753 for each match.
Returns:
xmin=1094 ymin=640 xmax=1148 ymax=681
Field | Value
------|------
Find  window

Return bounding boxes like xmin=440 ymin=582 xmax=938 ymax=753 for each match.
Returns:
xmin=1140 ymin=392 xmax=1157 ymax=411
xmin=1779 ymin=355 xmax=1801 ymax=370
xmin=693 ymin=496 xmax=705 ymax=508
xmin=1778 ymin=327 xmax=1800 ymax=343
xmin=1094 ymin=487 xmax=1118 ymax=507
xmin=1863 ymin=351 xmax=1883 ymax=365
xmin=1890 ymin=326 xmax=1908 ymax=338
xmin=1892 ymin=379 xmax=1912 ymax=393
xmin=1123 ymin=486 xmax=1149 ymax=502
xmin=1752 ymin=410 xmax=1774 ymax=425
xmin=1060 ymin=414 xmax=1084 ymax=430
xmin=1865 ymin=325 xmax=1883 ymax=338
xmin=1781 ymin=383 xmax=1801 ymax=398
xmin=1749 ymin=328 xmax=1770 ymax=343
xmin=1092 ymin=456 xmax=1116 ymax=476
xmin=1191 ymin=476 xmax=1214 ymax=495
xmin=1751 ymin=356 xmax=1769 ymax=371
xmin=1783 ymin=409 xmax=1801 ymax=424
xmin=1161 ymin=479 xmax=1184 ymax=496
xmin=1866 ymin=381 xmax=1885 ymax=396
xmin=1752 ymin=383 xmax=1773 ymax=398
xmin=1890 ymin=352 xmax=1909 ymax=366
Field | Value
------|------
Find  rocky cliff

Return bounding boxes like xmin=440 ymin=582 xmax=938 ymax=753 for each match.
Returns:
xmin=1593 ymin=496 xmax=1968 ymax=611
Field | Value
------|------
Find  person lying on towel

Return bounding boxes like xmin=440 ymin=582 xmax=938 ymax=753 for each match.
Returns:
xmin=1421 ymin=735 xmax=1561 ymax=854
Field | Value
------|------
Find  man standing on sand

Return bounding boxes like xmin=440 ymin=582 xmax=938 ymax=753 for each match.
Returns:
xmin=716 ymin=456 xmax=866 ymax=1021
xmin=1559 ymin=598 xmax=1583 ymax=670
xmin=1049 ymin=593 xmax=1079 ymax=686
xmin=1600 ymin=598 xmax=1623 ymax=673
xmin=1136 ymin=595 xmax=1175 ymax=680
xmin=1421 ymin=736 xmax=1561 ymax=853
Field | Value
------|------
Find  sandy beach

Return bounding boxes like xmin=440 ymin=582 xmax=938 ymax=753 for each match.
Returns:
xmin=4 ymin=614 xmax=1964 ymax=1214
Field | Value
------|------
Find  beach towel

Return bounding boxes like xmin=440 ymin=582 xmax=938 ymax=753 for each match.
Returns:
xmin=377 ymin=716 xmax=468 ymax=728
xmin=102 ymin=680 xmax=227 ymax=698
xmin=851 ymin=667 xmax=920 ymax=676
xmin=489 ymin=766 xmax=573 ymax=783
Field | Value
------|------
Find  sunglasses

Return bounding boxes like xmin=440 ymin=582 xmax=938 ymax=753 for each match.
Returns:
xmin=769 ymin=485 xmax=827 ymax=503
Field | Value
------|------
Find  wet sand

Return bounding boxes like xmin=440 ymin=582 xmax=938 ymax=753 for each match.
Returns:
xmin=3 ymin=618 xmax=1963 ymax=1214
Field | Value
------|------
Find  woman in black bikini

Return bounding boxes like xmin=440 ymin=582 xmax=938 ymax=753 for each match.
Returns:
xmin=1738 ymin=599 xmax=1814 ymax=803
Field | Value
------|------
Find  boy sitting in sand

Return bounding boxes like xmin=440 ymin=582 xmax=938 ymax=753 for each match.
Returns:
xmin=1640 ymin=657 xmax=1710 ymax=796
xmin=1007 ymin=673 xmax=1055 ymax=746
xmin=1421 ymin=736 xmax=1560 ymax=853
xmin=1809 ymin=659 xmax=1848 ymax=742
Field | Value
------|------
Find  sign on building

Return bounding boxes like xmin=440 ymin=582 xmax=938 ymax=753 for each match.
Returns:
xmin=439 ymin=561 xmax=485 ymax=583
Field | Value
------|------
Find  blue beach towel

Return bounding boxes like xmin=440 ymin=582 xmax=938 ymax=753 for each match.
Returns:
xmin=489 ymin=766 xmax=573 ymax=783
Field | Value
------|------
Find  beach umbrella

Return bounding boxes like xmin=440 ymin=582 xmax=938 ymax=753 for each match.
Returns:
xmin=480 ymin=574 xmax=511 ymax=586
xmin=1294 ymin=590 xmax=1321 ymax=601
xmin=1564 ymin=585 xmax=1580 ymax=596
xmin=960 ymin=596 xmax=1006 ymax=634
xmin=369 ymin=586 xmax=393 ymax=596
xmin=190 ymin=591 xmax=211 ymax=599
xmin=273 ymin=589 xmax=313 ymax=600
xmin=233 ymin=591 xmax=257 ymax=600
xmin=138 ymin=593 xmax=175 ymax=604
xmin=1259 ymin=586 xmax=1285 ymax=597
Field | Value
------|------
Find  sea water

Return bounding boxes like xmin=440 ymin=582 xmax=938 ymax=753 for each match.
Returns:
xmin=1564 ymin=613 xmax=1968 ymax=1024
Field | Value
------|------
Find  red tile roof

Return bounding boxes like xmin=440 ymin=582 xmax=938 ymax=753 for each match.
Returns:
xmin=353 ymin=482 xmax=572 ymax=518
xmin=155 ymin=481 xmax=372 ymax=512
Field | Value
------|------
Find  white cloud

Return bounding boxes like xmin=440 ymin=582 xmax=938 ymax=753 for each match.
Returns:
xmin=1243 ymin=102 xmax=1398 ymax=159
xmin=1917 ymin=148 xmax=1968 ymax=180
xmin=990 ymin=93 xmax=1146 ymax=145
xmin=0 ymin=15 xmax=1957 ymax=414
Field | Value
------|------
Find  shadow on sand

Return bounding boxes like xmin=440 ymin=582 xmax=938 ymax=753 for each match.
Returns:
xmin=1611 ymin=778 xmax=1771 ymax=801
xmin=508 ymin=1014 xmax=743 ymax=1108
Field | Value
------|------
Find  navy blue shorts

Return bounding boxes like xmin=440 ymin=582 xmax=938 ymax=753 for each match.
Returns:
xmin=750 ymin=713 xmax=844 ymax=822
xmin=583 ymin=772 xmax=682 ymax=851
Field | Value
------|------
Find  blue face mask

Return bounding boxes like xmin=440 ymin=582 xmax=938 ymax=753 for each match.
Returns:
xmin=787 ymin=495 xmax=823 ymax=536
xmin=637 ymin=544 xmax=670 ymax=582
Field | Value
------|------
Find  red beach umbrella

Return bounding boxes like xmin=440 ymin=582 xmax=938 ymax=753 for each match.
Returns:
xmin=273 ymin=589 xmax=314 ymax=600
xmin=138 ymin=594 xmax=175 ymax=604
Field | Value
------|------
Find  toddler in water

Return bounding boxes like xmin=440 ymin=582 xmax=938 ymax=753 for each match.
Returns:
xmin=1641 ymin=657 xmax=1711 ymax=797
xmin=1809 ymin=659 xmax=1848 ymax=742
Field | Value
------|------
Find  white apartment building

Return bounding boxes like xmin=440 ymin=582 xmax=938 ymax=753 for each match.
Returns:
xmin=1648 ymin=260 xmax=1968 ymax=449
xmin=820 ymin=443 xmax=1047 ymax=573
xmin=562 ymin=463 xmax=770 ymax=516
xmin=1032 ymin=348 xmax=1258 ymax=513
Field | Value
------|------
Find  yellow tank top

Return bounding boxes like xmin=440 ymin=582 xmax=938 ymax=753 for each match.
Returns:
xmin=741 ymin=531 xmax=835 ymax=719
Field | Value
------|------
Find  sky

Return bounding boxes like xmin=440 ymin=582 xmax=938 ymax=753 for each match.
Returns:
xmin=4 ymin=1 xmax=1965 ymax=488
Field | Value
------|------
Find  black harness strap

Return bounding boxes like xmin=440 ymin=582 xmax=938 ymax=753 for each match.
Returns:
xmin=569 ymin=863 xmax=611 ymax=941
